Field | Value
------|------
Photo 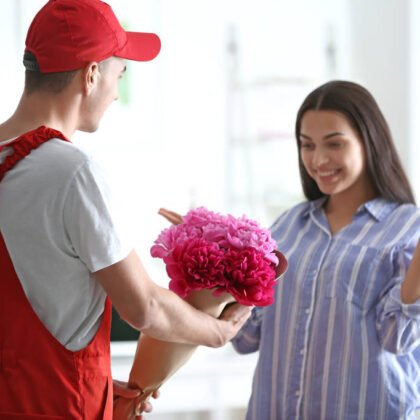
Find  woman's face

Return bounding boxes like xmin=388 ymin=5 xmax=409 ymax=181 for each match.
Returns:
xmin=299 ymin=110 xmax=373 ymax=200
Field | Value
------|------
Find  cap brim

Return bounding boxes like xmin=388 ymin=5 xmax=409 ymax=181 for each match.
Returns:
xmin=116 ymin=32 xmax=161 ymax=62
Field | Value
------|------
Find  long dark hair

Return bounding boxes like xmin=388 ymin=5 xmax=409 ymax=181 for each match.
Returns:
xmin=295 ymin=80 xmax=415 ymax=204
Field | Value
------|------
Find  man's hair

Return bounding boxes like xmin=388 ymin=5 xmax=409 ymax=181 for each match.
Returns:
xmin=24 ymin=51 xmax=79 ymax=95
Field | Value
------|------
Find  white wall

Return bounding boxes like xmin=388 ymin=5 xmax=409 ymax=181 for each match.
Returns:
xmin=409 ymin=0 xmax=420 ymax=202
xmin=348 ymin=0 xmax=419 ymax=201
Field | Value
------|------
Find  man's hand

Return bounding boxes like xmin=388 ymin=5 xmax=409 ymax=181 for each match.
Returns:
xmin=133 ymin=390 xmax=160 ymax=419
xmin=212 ymin=303 xmax=253 ymax=347
xmin=113 ymin=379 xmax=160 ymax=419
xmin=113 ymin=379 xmax=142 ymax=400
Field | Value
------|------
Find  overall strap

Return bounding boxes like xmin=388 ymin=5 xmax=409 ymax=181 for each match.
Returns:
xmin=0 ymin=126 xmax=70 ymax=181
xmin=0 ymin=126 xmax=113 ymax=418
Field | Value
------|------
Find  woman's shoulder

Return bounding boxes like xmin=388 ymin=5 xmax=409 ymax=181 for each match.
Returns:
xmin=269 ymin=200 xmax=314 ymax=231
xmin=400 ymin=201 xmax=419 ymax=214
xmin=281 ymin=198 xmax=326 ymax=217
xmin=389 ymin=202 xmax=420 ymax=222
xmin=381 ymin=201 xmax=420 ymax=247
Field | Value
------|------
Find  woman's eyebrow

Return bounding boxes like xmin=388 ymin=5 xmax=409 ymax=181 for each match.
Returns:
xmin=323 ymin=131 xmax=345 ymax=139
xmin=299 ymin=131 xmax=345 ymax=140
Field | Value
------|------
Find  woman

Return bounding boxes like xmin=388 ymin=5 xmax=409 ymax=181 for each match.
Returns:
xmin=232 ymin=80 xmax=420 ymax=419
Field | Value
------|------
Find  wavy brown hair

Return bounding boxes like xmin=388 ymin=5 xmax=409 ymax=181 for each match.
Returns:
xmin=295 ymin=80 xmax=415 ymax=204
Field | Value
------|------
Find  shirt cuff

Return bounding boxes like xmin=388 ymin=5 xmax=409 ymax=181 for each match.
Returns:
xmin=384 ymin=284 xmax=420 ymax=319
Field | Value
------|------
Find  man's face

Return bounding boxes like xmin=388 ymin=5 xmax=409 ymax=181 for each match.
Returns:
xmin=79 ymin=57 xmax=126 ymax=133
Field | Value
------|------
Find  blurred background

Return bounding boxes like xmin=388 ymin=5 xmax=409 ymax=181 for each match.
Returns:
xmin=1 ymin=0 xmax=419 ymax=419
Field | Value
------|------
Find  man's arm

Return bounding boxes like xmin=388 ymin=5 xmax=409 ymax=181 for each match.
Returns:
xmin=94 ymin=250 xmax=251 ymax=347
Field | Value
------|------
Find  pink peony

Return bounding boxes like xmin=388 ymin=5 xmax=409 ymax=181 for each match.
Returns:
xmin=163 ymin=238 xmax=226 ymax=297
xmin=223 ymin=247 xmax=277 ymax=306
xmin=151 ymin=207 xmax=287 ymax=306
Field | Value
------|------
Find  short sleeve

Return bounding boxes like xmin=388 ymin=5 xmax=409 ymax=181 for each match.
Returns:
xmin=63 ymin=158 xmax=133 ymax=273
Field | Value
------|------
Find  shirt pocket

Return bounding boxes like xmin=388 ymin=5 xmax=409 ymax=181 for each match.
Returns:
xmin=320 ymin=242 xmax=390 ymax=311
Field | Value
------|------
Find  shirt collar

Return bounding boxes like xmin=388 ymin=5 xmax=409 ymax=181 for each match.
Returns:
xmin=359 ymin=198 xmax=398 ymax=221
xmin=303 ymin=196 xmax=397 ymax=222
xmin=303 ymin=197 xmax=328 ymax=217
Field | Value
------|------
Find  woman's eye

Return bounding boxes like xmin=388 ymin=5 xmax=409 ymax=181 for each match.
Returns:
xmin=300 ymin=143 xmax=314 ymax=150
xmin=328 ymin=142 xmax=342 ymax=148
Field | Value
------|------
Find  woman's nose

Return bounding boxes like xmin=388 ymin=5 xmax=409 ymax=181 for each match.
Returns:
xmin=312 ymin=147 xmax=329 ymax=166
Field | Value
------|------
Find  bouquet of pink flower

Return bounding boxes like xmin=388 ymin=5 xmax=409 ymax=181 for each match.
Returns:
xmin=113 ymin=208 xmax=287 ymax=419
xmin=151 ymin=207 xmax=285 ymax=306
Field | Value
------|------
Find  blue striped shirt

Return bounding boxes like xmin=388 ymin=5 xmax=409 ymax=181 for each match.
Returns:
xmin=232 ymin=198 xmax=420 ymax=420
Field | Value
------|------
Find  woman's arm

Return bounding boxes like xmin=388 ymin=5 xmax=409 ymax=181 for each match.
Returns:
xmin=401 ymin=240 xmax=420 ymax=303
xmin=376 ymin=238 xmax=420 ymax=354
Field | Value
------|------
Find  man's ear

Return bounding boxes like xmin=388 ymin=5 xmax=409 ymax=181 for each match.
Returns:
xmin=82 ymin=62 xmax=100 ymax=95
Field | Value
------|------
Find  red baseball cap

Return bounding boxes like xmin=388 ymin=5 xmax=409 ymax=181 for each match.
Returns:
xmin=24 ymin=0 xmax=161 ymax=73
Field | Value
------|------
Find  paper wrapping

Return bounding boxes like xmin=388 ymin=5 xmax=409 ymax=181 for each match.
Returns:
xmin=113 ymin=250 xmax=287 ymax=419
xmin=113 ymin=289 xmax=234 ymax=419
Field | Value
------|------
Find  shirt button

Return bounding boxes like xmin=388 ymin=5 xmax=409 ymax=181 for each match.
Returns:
xmin=295 ymin=391 xmax=300 ymax=397
xmin=299 ymin=349 xmax=305 ymax=355
xmin=305 ymin=309 xmax=310 ymax=314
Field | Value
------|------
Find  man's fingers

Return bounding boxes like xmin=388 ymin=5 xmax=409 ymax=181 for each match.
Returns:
xmin=151 ymin=389 xmax=160 ymax=399
xmin=212 ymin=303 xmax=252 ymax=346
xmin=221 ymin=303 xmax=252 ymax=323
xmin=134 ymin=400 xmax=154 ymax=418
xmin=141 ymin=401 xmax=153 ymax=413
xmin=113 ymin=379 xmax=142 ymax=399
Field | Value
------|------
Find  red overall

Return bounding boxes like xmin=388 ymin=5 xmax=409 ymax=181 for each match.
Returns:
xmin=0 ymin=127 xmax=113 ymax=419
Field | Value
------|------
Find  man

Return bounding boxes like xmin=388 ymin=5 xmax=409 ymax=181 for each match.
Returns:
xmin=0 ymin=1 xmax=251 ymax=418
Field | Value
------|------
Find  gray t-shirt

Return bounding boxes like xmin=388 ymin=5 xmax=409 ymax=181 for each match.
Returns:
xmin=0 ymin=138 xmax=132 ymax=350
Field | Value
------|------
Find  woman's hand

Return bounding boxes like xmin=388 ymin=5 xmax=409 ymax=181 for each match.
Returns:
xmin=401 ymin=240 xmax=420 ymax=304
